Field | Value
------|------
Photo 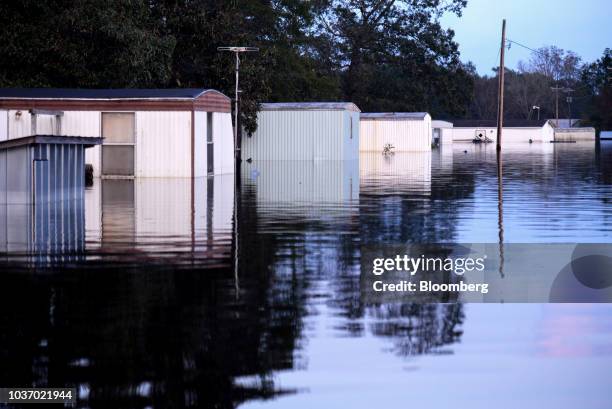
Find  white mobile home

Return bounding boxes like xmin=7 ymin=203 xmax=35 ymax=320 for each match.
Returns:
xmin=360 ymin=112 xmax=432 ymax=152
xmin=450 ymin=119 xmax=555 ymax=144
xmin=241 ymin=102 xmax=360 ymax=161
xmin=0 ymin=88 xmax=234 ymax=177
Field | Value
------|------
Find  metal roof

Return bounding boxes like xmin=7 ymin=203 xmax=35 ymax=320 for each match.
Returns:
xmin=0 ymin=135 xmax=103 ymax=150
xmin=0 ymin=88 xmax=215 ymax=100
xmin=432 ymin=120 xmax=453 ymax=128
xmin=451 ymin=119 xmax=550 ymax=128
xmin=360 ymin=112 xmax=429 ymax=120
xmin=260 ymin=102 xmax=361 ymax=112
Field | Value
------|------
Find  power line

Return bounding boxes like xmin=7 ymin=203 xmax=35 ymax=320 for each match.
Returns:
xmin=505 ymin=38 xmax=546 ymax=56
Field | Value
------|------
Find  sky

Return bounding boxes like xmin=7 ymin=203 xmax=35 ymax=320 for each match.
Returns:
xmin=440 ymin=0 xmax=612 ymax=75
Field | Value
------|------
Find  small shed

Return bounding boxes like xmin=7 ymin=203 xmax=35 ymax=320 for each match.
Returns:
xmin=450 ymin=119 xmax=555 ymax=144
xmin=0 ymin=88 xmax=234 ymax=177
xmin=241 ymin=102 xmax=360 ymax=161
xmin=360 ymin=112 xmax=432 ymax=152
xmin=0 ymin=135 xmax=101 ymax=205
xmin=431 ymin=120 xmax=454 ymax=146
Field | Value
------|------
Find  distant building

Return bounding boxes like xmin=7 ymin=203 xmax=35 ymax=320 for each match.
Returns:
xmin=431 ymin=120 xmax=454 ymax=146
xmin=548 ymin=118 xmax=581 ymax=128
xmin=0 ymin=88 xmax=234 ymax=177
xmin=450 ymin=119 xmax=555 ymax=144
xmin=360 ymin=112 xmax=432 ymax=152
xmin=242 ymin=102 xmax=360 ymax=161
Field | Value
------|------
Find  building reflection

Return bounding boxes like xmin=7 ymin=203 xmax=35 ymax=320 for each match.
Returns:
xmin=0 ymin=192 xmax=85 ymax=265
xmin=85 ymin=177 xmax=234 ymax=266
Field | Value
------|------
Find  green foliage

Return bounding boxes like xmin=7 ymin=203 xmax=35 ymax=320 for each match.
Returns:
xmin=0 ymin=0 xmax=175 ymax=87
xmin=581 ymin=48 xmax=612 ymax=132
xmin=467 ymin=46 xmax=609 ymax=129
xmin=0 ymin=0 xmax=473 ymax=130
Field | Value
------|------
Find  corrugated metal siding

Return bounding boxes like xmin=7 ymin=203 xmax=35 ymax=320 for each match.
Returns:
xmin=343 ymin=111 xmax=360 ymax=161
xmin=1 ymin=143 xmax=86 ymax=256
xmin=360 ymin=115 xmax=432 ymax=152
xmin=3 ymin=145 xmax=31 ymax=204
xmin=242 ymin=110 xmax=351 ymax=160
xmin=136 ymin=111 xmax=191 ymax=177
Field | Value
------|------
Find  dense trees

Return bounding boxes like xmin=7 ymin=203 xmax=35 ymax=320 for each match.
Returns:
xmin=581 ymin=48 xmax=612 ymax=132
xmin=0 ymin=2 xmax=608 ymax=132
xmin=467 ymin=46 xmax=610 ymax=131
xmin=0 ymin=0 xmax=469 ymax=133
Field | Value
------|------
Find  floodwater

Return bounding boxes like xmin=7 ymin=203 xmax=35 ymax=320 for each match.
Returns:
xmin=0 ymin=142 xmax=611 ymax=408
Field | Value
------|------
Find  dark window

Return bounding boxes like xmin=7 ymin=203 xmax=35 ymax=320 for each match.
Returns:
xmin=102 ymin=146 xmax=134 ymax=176
xmin=101 ymin=113 xmax=135 ymax=176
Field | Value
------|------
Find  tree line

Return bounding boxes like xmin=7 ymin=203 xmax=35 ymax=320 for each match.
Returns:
xmin=0 ymin=1 xmax=609 ymax=133
xmin=467 ymin=46 xmax=611 ymax=132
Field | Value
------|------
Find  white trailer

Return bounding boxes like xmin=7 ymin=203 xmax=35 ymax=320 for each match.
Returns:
xmin=0 ymin=88 xmax=234 ymax=177
xmin=241 ymin=102 xmax=360 ymax=161
xmin=360 ymin=112 xmax=432 ymax=152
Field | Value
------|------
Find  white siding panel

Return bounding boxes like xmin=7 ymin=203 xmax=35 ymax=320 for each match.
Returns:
xmin=63 ymin=112 xmax=101 ymax=176
xmin=7 ymin=110 xmax=102 ymax=174
xmin=360 ymin=115 xmax=431 ymax=152
xmin=243 ymin=110 xmax=351 ymax=161
xmin=0 ymin=110 xmax=7 ymax=141
xmin=213 ymin=112 xmax=234 ymax=174
xmin=193 ymin=111 xmax=207 ymax=177
xmin=136 ymin=111 xmax=191 ymax=177
xmin=8 ymin=110 xmax=32 ymax=138
xmin=452 ymin=127 xmax=548 ymax=144
xmin=342 ymin=111 xmax=360 ymax=161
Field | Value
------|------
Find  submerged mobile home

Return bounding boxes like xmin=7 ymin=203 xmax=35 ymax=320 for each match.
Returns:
xmin=450 ymin=119 xmax=555 ymax=144
xmin=0 ymin=88 xmax=234 ymax=177
xmin=360 ymin=112 xmax=432 ymax=152
xmin=241 ymin=102 xmax=360 ymax=161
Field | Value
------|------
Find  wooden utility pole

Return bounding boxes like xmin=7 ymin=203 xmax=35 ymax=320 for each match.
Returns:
xmin=551 ymin=86 xmax=564 ymax=127
xmin=496 ymin=19 xmax=506 ymax=151
xmin=495 ymin=20 xmax=505 ymax=276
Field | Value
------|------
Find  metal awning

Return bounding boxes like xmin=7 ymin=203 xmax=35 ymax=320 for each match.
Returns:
xmin=0 ymin=135 xmax=103 ymax=150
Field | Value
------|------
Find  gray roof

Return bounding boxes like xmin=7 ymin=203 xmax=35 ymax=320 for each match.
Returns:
xmin=451 ymin=119 xmax=550 ymax=128
xmin=0 ymin=88 xmax=216 ymax=100
xmin=260 ymin=102 xmax=361 ymax=112
xmin=432 ymin=120 xmax=454 ymax=128
xmin=0 ymin=135 xmax=103 ymax=150
xmin=360 ymin=112 xmax=429 ymax=120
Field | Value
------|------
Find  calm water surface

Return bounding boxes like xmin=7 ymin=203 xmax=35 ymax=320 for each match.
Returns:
xmin=0 ymin=142 xmax=611 ymax=408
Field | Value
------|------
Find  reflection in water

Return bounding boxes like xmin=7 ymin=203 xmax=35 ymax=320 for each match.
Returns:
xmin=0 ymin=194 xmax=85 ymax=264
xmin=0 ymin=143 xmax=611 ymax=408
